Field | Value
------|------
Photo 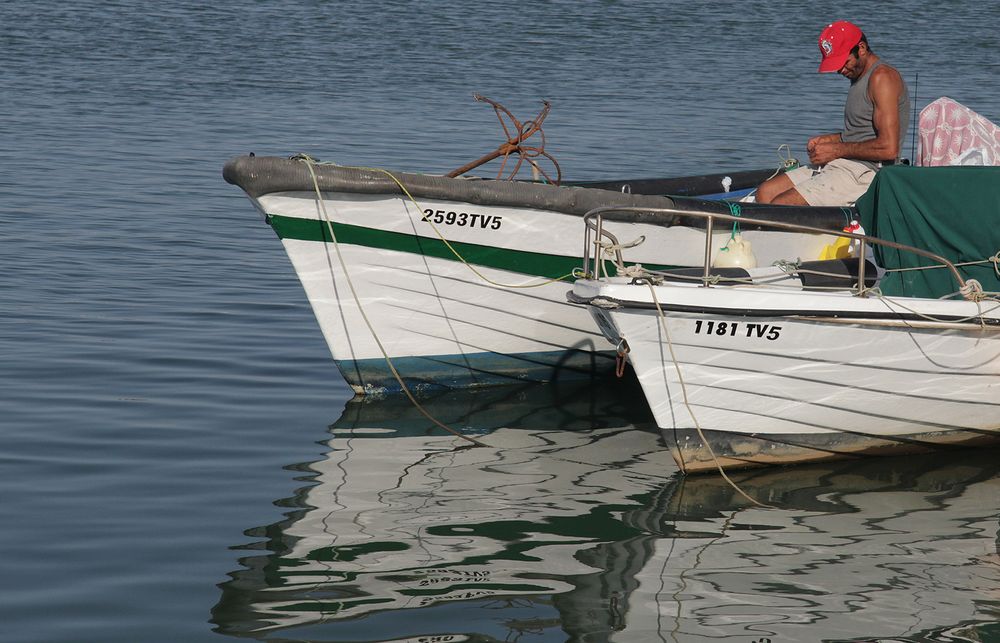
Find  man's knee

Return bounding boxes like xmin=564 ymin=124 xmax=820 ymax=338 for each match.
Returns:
xmin=755 ymin=176 xmax=786 ymax=204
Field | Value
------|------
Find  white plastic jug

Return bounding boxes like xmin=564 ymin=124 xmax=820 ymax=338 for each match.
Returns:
xmin=713 ymin=234 xmax=758 ymax=268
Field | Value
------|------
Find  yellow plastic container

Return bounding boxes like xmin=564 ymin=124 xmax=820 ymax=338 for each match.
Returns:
xmin=819 ymin=237 xmax=852 ymax=260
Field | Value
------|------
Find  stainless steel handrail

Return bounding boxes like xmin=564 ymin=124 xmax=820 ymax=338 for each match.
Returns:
xmin=583 ymin=214 xmax=625 ymax=278
xmin=581 ymin=206 xmax=967 ymax=296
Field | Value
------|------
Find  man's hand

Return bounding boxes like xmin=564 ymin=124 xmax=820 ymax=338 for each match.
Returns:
xmin=807 ymin=133 xmax=843 ymax=165
xmin=808 ymin=139 xmax=842 ymax=165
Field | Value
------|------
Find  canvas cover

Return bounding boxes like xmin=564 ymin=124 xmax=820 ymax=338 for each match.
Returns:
xmin=855 ymin=165 xmax=1000 ymax=298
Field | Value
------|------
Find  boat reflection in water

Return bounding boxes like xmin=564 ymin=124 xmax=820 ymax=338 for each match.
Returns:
xmin=625 ymin=456 xmax=1000 ymax=642
xmin=213 ymin=381 xmax=1000 ymax=642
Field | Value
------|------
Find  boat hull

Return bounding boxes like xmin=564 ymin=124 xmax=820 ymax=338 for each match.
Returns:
xmin=579 ymin=279 xmax=1000 ymax=472
xmin=225 ymin=156 xmax=845 ymax=393
xmin=276 ymin=232 xmax=617 ymax=394
xmin=663 ymin=426 xmax=1000 ymax=473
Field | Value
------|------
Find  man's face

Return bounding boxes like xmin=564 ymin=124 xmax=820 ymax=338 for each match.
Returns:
xmin=838 ymin=43 xmax=866 ymax=80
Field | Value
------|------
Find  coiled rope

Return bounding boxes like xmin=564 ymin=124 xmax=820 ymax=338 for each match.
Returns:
xmin=756 ymin=143 xmax=804 ymax=187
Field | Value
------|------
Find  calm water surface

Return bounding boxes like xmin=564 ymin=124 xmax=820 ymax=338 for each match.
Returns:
xmin=3 ymin=1 xmax=1000 ymax=641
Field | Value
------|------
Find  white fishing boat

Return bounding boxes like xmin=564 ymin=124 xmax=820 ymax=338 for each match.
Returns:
xmin=571 ymin=165 xmax=1000 ymax=473
xmin=223 ymin=154 xmax=848 ymax=394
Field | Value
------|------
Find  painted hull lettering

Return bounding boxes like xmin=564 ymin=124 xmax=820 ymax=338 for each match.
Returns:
xmin=694 ymin=320 xmax=782 ymax=341
xmin=422 ymin=208 xmax=502 ymax=230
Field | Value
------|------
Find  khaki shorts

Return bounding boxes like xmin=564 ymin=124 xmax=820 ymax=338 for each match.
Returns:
xmin=785 ymin=158 xmax=877 ymax=206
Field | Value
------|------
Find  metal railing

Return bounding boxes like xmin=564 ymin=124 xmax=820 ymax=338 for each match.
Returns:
xmin=581 ymin=206 xmax=966 ymax=297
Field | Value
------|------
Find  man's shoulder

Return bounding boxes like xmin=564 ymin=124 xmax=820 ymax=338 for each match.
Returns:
xmin=869 ymin=62 xmax=906 ymax=94
xmin=871 ymin=62 xmax=904 ymax=83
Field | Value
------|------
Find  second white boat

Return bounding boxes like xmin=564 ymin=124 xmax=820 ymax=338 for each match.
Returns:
xmin=571 ymin=171 xmax=1000 ymax=473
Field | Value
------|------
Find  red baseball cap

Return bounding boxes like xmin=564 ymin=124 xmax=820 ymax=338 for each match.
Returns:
xmin=817 ymin=20 xmax=863 ymax=72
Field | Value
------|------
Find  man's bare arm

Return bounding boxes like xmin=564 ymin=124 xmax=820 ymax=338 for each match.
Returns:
xmin=809 ymin=66 xmax=905 ymax=164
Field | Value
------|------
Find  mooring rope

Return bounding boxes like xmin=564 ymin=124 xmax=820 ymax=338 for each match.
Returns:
xmin=631 ymin=260 xmax=885 ymax=292
xmin=874 ymin=288 xmax=1000 ymax=325
xmin=301 ymin=157 xmax=485 ymax=447
xmin=297 ymin=155 xmax=575 ymax=290
xmin=882 ymin=249 xmax=1000 ymax=278
xmin=643 ymin=282 xmax=774 ymax=508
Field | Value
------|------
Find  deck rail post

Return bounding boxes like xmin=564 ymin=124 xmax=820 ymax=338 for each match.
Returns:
xmin=702 ymin=216 xmax=714 ymax=287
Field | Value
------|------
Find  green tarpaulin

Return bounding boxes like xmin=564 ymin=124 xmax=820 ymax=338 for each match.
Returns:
xmin=855 ymin=165 xmax=1000 ymax=298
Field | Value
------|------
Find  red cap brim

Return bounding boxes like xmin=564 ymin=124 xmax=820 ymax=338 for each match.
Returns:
xmin=818 ymin=51 xmax=850 ymax=73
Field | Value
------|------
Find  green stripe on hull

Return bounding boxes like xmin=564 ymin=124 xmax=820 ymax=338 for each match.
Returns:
xmin=267 ymin=213 xmax=582 ymax=280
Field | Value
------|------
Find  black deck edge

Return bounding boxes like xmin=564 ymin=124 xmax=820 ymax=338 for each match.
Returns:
xmin=223 ymin=155 xmax=850 ymax=231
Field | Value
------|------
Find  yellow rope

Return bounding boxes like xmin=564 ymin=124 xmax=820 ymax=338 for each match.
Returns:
xmin=300 ymin=156 xmax=574 ymax=289
xmin=301 ymin=158 xmax=485 ymax=447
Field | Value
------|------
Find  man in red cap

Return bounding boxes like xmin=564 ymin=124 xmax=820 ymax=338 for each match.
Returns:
xmin=755 ymin=20 xmax=910 ymax=205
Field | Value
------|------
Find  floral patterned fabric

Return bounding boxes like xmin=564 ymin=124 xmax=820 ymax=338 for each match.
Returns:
xmin=918 ymin=97 xmax=1000 ymax=166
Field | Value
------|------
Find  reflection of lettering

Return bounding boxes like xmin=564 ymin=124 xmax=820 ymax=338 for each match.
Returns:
xmin=415 ymin=569 xmax=490 ymax=579
xmin=418 ymin=589 xmax=497 ymax=607
xmin=418 ymin=572 xmax=492 ymax=586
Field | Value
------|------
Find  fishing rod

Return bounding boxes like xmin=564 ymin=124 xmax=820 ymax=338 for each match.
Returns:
xmin=910 ymin=72 xmax=918 ymax=164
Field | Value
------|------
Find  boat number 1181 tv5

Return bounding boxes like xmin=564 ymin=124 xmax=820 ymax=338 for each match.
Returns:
xmin=693 ymin=320 xmax=782 ymax=340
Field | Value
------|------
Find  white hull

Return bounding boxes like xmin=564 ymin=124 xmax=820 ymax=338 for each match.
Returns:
xmin=223 ymin=155 xmax=851 ymax=393
xmin=577 ymin=278 xmax=1000 ymax=471
xmin=258 ymin=189 xmax=833 ymax=393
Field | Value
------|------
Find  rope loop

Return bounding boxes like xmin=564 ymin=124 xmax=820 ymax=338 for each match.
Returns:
xmin=617 ymin=263 xmax=647 ymax=279
xmin=777 ymin=143 xmax=800 ymax=170
xmin=600 ymin=235 xmax=646 ymax=257
xmin=772 ymin=259 xmax=801 ymax=275
xmin=961 ymin=278 xmax=985 ymax=301
xmin=755 ymin=144 xmax=804 ymax=193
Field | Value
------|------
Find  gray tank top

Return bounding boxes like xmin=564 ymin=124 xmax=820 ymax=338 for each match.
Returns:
xmin=842 ymin=60 xmax=911 ymax=163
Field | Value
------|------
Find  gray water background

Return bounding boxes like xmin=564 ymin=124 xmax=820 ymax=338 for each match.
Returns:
xmin=3 ymin=1 xmax=1000 ymax=641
